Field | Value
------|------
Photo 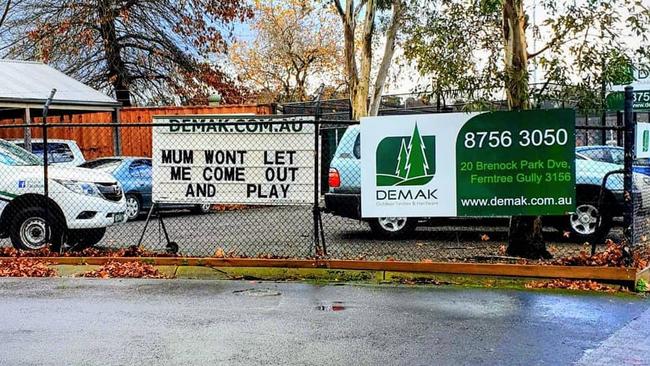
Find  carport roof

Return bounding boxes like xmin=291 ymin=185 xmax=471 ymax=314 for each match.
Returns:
xmin=0 ymin=59 xmax=120 ymax=110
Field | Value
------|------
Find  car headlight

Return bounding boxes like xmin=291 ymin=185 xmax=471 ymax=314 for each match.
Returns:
xmin=54 ymin=179 xmax=102 ymax=198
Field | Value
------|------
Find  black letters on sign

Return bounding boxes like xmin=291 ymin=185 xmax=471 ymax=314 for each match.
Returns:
xmin=170 ymin=166 xmax=191 ymax=181
xmin=162 ymin=149 xmax=193 ymax=164
xmin=185 ymin=183 xmax=217 ymax=197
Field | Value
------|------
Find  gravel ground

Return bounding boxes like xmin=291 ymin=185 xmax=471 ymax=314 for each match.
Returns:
xmin=0 ymin=206 xmax=624 ymax=260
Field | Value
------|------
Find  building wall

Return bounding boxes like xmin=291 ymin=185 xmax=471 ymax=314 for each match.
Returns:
xmin=0 ymin=104 xmax=273 ymax=159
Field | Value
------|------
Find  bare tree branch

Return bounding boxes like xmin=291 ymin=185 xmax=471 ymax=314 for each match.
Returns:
xmin=0 ymin=0 xmax=11 ymax=30
xmin=333 ymin=0 xmax=345 ymax=17
xmin=2 ymin=0 xmax=253 ymax=105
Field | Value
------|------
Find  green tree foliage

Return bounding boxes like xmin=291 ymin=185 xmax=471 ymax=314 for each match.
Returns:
xmin=403 ymin=0 xmax=650 ymax=112
xmin=403 ymin=0 xmax=502 ymax=107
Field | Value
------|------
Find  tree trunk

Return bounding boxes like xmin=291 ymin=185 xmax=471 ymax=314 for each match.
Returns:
xmin=369 ymin=0 xmax=403 ymax=117
xmin=336 ymin=0 xmax=375 ymax=120
xmin=502 ymin=0 xmax=529 ymax=110
xmin=507 ymin=216 xmax=551 ymax=259
xmin=351 ymin=0 xmax=375 ymax=120
xmin=98 ymin=0 xmax=131 ymax=106
xmin=338 ymin=0 xmax=359 ymax=119
xmin=503 ymin=0 xmax=550 ymax=258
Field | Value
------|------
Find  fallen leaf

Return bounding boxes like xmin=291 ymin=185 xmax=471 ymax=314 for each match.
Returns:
xmin=525 ymin=279 xmax=616 ymax=293
xmin=497 ymin=245 xmax=507 ymax=256
xmin=0 ymin=258 xmax=56 ymax=277
xmin=81 ymin=261 xmax=167 ymax=279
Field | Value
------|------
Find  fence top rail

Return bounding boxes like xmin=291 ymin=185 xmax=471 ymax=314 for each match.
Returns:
xmin=575 ymin=125 xmax=625 ymax=131
xmin=0 ymin=122 xmax=623 ymax=130
xmin=0 ymin=120 xmax=357 ymax=129
xmin=0 ymin=118 xmax=626 ymax=130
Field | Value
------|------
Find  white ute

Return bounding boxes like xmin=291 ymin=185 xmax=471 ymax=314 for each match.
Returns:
xmin=0 ymin=139 xmax=126 ymax=250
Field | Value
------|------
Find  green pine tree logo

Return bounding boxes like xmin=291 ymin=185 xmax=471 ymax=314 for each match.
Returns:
xmin=396 ymin=138 xmax=409 ymax=178
xmin=376 ymin=123 xmax=435 ymax=186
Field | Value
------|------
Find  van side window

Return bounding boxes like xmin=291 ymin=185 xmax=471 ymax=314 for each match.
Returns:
xmin=30 ymin=143 xmax=74 ymax=163
xmin=353 ymin=134 xmax=361 ymax=159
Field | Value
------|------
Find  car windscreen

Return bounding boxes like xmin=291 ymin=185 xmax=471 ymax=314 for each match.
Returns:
xmin=79 ymin=159 xmax=122 ymax=172
xmin=15 ymin=142 xmax=75 ymax=163
xmin=610 ymin=148 xmax=624 ymax=165
xmin=0 ymin=140 xmax=43 ymax=166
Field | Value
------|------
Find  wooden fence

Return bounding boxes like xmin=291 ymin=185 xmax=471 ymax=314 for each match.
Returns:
xmin=0 ymin=104 xmax=273 ymax=159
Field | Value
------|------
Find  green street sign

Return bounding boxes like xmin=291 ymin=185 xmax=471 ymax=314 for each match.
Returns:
xmin=606 ymin=90 xmax=650 ymax=111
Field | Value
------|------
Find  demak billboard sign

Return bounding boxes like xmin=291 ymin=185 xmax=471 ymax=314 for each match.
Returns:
xmin=361 ymin=110 xmax=576 ymax=218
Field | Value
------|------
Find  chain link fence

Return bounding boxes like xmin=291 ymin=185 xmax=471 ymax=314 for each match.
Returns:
xmin=631 ymin=110 xmax=650 ymax=269
xmin=0 ymin=108 xmax=647 ymax=270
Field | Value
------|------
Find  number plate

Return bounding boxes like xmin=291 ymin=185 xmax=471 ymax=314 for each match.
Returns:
xmin=114 ymin=212 xmax=124 ymax=223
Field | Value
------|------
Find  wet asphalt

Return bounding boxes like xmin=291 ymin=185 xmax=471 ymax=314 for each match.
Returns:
xmin=0 ymin=278 xmax=647 ymax=366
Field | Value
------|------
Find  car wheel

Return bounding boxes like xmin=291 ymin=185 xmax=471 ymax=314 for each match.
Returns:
xmin=562 ymin=191 xmax=613 ymax=243
xmin=67 ymin=228 xmax=107 ymax=250
xmin=368 ymin=217 xmax=417 ymax=239
xmin=10 ymin=207 xmax=63 ymax=251
xmin=125 ymin=194 xmax=141 ymax=221
xmin=193 ymin=203 xmax=212 ymax=214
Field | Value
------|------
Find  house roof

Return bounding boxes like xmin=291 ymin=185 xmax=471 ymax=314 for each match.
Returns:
xmin=0 ymin=59 xmax=120 ymax=110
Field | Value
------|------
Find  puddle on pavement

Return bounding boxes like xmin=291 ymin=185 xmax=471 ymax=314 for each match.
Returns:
xmin=233 ymin=288 xmax=281 ymax=297
xmin=315 ymin=301 xmax=347 ymax=312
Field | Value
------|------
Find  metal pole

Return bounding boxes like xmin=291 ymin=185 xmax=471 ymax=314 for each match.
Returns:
xmin=42 ymin=89 xmax=57 ymax=246
xmin=112 ymin=108 xmax=122 ymax=155
xmin=23 ymin=108 xmax=32 ymax=153
xmin=623 ymin=86 xmax=634 ymax=242
xmin=313 ymin=84 xmax=325 ymax=256
xmin=617 ymin=111 xmax=623 ymax=146
xmin=600 ymin=59 xmax=607 ymax=145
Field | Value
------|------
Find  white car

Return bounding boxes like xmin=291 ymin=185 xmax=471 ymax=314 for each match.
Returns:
xmin=11 ymin=139 xmax=86 ymax=166
xmin=0 ymin=139 xmax=126 ymax=250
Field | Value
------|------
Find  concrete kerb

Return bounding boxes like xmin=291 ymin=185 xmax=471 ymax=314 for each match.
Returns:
xmin=4 ymin=256 xmax=643 ymax=291
xmin=44 ymin=262 xmax=644 ymax=293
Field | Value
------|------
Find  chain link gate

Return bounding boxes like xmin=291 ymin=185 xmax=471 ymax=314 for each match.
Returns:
xmin=0 ymin=96 xmax=647 ymax=274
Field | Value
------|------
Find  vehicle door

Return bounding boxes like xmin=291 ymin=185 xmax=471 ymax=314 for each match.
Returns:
xmin=336 ymin=131 xmax=361 ymax=193
xmin=128 ymin=159 xmax=153 ymax=208
xmin=0 ymin=153 xmax=13 ymax=214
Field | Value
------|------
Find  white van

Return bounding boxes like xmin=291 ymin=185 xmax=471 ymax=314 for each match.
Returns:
xmin=0 ymin=139 xmax=126 ymax=250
